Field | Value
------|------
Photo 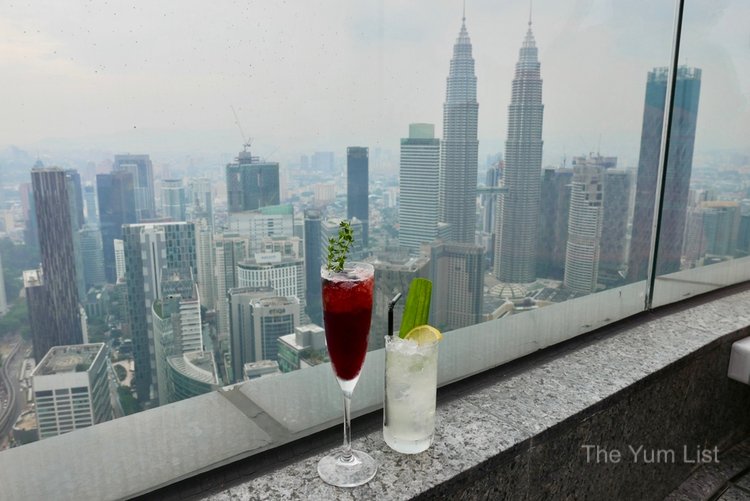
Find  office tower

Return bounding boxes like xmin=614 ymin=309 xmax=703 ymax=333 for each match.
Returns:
xmin=29 ymin=168 xmax=83 ymax=360
xmin=0 ymin=252 xmax=7 ymax=315
xmin=113 ymin=154 xmax=156 ymax=221
xmin=161 ymin=179 xmax=187 ymax=221
xmin=536 ymin=167 xmax=572 ymax=280
xmin=227 ymin=287 xmax=275 ymax=383
xmin=429 ymin=241 xmax=484 ymax=331
xmin=313 ymin=183 xmax=336 ymax=206
xmin=80 ymin=226 xmax=106 ymax=288
xmin=215 ymin=234 xmax=248 ymax=336
xmin=304 ymin=209 xmax=323 ymax=326
xmin=113 ymin=239 xmax=126 ymax=281
xmin=188 ymin=178 xmax=213 ymax=230
xmin=31 ymin=343 xmax=113 ymax=440
xmin=481 ymin=162 xmax=503 ymax=235
xmin=399 ymin=124 xmax=441 ymax=254
xmin=347 ymin=147 xmax=369 ymax=246
xmin=366 ymin=252 xmax=430 ymax=350
xmin=599 ymin=169 xmax=632 ymax=285
xmin=237 ymin=253 xmax=305 ymax=311
xmin=628 ymin=67 xmax=702 ymax=281
xmin=563 ymin=165 xmax=604 ymax=294
xmin=24 ymin=269 xmax=53 ymax=362
xmin=97 ymin=171 xmax=137 ymax=283
xmin=65 ymin=169 xmax=85 ymax=230
xmin=194 ymin=217 xmax=215 ymax=310
xmin=321 ymin=217 xmax=366 ymax=261
xmin=277 ymin=324 xmax=328 ymax=373
xmin=226 ymin=148 xmax=280 ymax=213
xmin=438 ymin=15 xmax=479 ymax=244
xmin=684 ymin=202 xmax=741 ymax=266
xmin=84 ymin=185 xmax=98 ymax=225
xmin=226 ymin=204 xmax=295 ymax=254
xmin=152 ymin=274 xmax=205 ymax=405
xmin=19 ymin=182 xmax=32 ymax=222
xmin=64 ymin=170 xmax=87 ymax=300
xmin=312 ymin=151 xmax=335 ymax=173
xmin=122 ymin=222 xmax=196 ymax=405
xmin=495 ymin=20 xmax=544 ymax=283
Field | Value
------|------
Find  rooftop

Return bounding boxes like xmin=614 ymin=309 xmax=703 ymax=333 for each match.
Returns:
xmin=32 ymin=344 xmax=105 ymax=376
xmin=167 ymin=351 xmax=218 ymax=385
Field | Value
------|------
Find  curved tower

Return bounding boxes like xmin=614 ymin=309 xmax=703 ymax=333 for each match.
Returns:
xmin=494 ymin=20 xmax=544 ymax=283
xmin=438 ymin=14 xmax=479 ymax=244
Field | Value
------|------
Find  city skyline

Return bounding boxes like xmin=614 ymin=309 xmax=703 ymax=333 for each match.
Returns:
xmin=0 ymin=1 xmax=746 ymax=171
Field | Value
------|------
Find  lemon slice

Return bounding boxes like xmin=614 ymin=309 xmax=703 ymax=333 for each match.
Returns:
xmin=404 ymin=325 xmax=443 ymax=345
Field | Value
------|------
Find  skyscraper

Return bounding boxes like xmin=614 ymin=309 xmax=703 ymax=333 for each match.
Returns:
xmin=80 ymin=225 xmax=106 ymax=288
xmin=226 ymin=149 xmax=280 ymax=213
xmin=113 ymin=154 xmax=156 ymax=221
xmin=29 ymin=167 xmax=83 ymax=362
xmin=214 ymin=233 xmax=248 ymax=336
xmin=599 ymin=168 xmax=632 ymax=285
xmin=429 ymin=241 xmax=484 ymax=331
xmin=563 ymin=164 xmax=604 ymax=294
xmin=161 ymin=179 xmax=187 ymax=221
xmin=194 ymin=217 xmax=215 ymax=310
xmin=347 ymin=147 xmax=369 ymax=247
xmin=628 ymin=66 xmax=702 ymax=281
xmin=83 ymin=185 xmax=98 ymax=225
xmin=304 ymin=209 xmax=323 ymax=326
xmin=495 ymin=19 xmax=544 ymax=283
xmin=227 ymin=286 xmax=275 ymax=383
xmin=399 ymin=124 xmax=441 ymax=254
xmin=122 ymin=222 xmax=196 ymax=405
xmin=97 ymin=171 xmax=137 ymax=283
xmin=536 ymin=167 xmax=573 ymax=280
xmin=188 ymin=178 xmax=213 ymax=230
xmin=438 ymin=14 xmax=479 ymax=244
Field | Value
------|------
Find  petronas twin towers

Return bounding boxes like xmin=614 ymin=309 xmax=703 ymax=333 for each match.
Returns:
xmin=438 ymin=14 xmax=544 ymax=283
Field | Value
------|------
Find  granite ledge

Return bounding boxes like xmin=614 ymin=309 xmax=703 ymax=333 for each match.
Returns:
xmin=191 ymin=285 xmax=750 ymax=500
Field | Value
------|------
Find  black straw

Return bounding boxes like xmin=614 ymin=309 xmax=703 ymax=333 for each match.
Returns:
xmin=388 ymin=292 xmax=403 ymax=338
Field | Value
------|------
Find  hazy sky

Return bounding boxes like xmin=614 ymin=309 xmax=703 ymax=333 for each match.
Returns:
xmin=0 ymin=0 xmax=748 ymax=169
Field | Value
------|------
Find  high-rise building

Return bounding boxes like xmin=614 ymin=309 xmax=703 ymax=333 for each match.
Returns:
xmin=304 ymin=209 xmax=323 ymax=326
xmin=312 ymin=151 xmax=335 ymax=173
xmin=277 ymin=324 xmax=328 ymax=373
xmin=237 ymin=252 xmax=305 ymax=312
xmin=194 ymin=217 xmax=215 ymax=311
xmin=65 ymin=169 xmax=85 ymax=231
xmin=399 ymin=124 xmax=441 ymax=254
xmin=227 ymin=287 xmax=275 ymax=383
xmin=226 ymin=149 xmax=280 ymax=213
xmin=563 ymin=165 xmax=604 ymax=294
xmin=165 ymin=352 xmax=220 ymax=403
xmin=113 ymin=154 xmax=156 ymax=221
xmin=429 ymin=241 xmax=484 ymax=331
xmin=122 ymin=222 xmax=196 ymax=405
xmin=113 ymin=239 xmax=126 ymax=282
xmin=29 ymin=168 xmax=83 ymax=361
xmin=536 ymin=167 xmax=573 ymax=280
xmin=347 ymin=147 xmax=369 ymax=246
xmin=481 ymin=161 xmax=503 ymax=235
xmin=97 ymin=171 xmax=137 ymax=283
xmin=80 ymin=226 xmax=106 ymax=288
xmin=438 ymin=15 xmax=479 ymax=244
xmin=161 ymin=179 xmax=187 ymax=222
xmin=83 ymin=185 xmax=98 ymax=225
xmin=188 ymin=178 xmax=213 ymax=230
xmin=226 ymin=204 xmax=295 ymax=254
xmin=152 ymin=274 xmax=204 ymax=405
xmin=683 ymin=201 xmax=741 ymax=266
xmin=31 ymin=343 xmax=113 ymax=440
xmin=495 ymin=20 xmax=544 ymax=283
xmin=214 ymin=233 xmax=248 ymax=336
xmin=599 ymin=168 xmax=632 ymax=285
xmin=628 ymin=67 xmax=702 ymax=281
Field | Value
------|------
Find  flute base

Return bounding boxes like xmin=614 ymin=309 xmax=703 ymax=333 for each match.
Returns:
xmin=317 ymin=449 xmax=377 ymax=487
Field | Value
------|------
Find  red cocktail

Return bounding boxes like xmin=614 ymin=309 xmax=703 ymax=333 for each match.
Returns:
xmin=318 ymin=262 xmax=377 ymax=487
xmin=322 ymin=266 xmax=374 ymax=381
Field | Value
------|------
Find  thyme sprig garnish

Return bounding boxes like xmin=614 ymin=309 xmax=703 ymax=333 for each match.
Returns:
xmin=326 ymin=220 xmax=354 ymax=272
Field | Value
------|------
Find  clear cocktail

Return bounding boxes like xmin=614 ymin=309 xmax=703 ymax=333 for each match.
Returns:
xmin=317 ymin=262 xmax=377 ymax=487
xmin=383 ymin=335 xmax=439 ymax=454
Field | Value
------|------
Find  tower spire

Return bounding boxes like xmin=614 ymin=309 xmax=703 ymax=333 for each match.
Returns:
xmin=529 ymin=0 xmax=533 ymax=27
xmin=462 ymin=0 xmax=466 ymax=26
